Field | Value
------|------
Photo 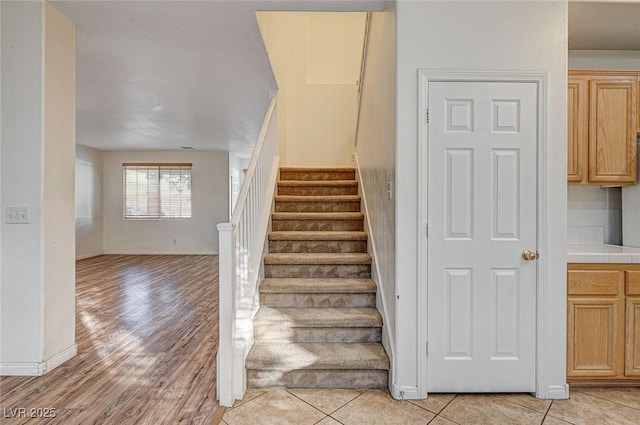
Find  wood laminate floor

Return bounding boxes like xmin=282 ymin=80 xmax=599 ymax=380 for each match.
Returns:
xmin=0 ymin=255 xmax=221 ymax=425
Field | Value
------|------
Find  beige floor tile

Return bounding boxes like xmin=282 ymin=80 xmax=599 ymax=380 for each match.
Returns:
xmin=331 ymin=389 xmax=435 ymax=425
xmin=223 ymin=390 xmax=325 ymax=425
xmin=288 ymin=388 xmax=364 ymax=414
xmin=495 ymin=393 xmax=552 ymax=413
xmin=232 ymin=388 xmax=269 ymax=408
xmin=317 ymin=417 xmax=343 ymax=425
xmin=428 ymin=416 xmax=458 ymax=425
xmin=541 ymin=416 xmax=572 ymax=425
xmin=439 ymin=394 xmax=545 ymax=425
xmin=574 ymin=387 xmax=640 ymax=410
xmin=547 ymin=391 xmax=640 ymax=425
xmin=409 ymin=394 xmax=456 ymax=414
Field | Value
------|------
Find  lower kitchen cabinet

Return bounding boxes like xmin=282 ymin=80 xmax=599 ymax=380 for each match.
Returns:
xmin=627 ymin=297 xmax=640 ymax=376
xmin=567 ymin=264 xmax=640 ymax=383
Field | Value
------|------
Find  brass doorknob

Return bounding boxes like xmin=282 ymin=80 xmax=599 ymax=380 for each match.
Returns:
xmin=522 ymin=250 xmax=539 ymax=261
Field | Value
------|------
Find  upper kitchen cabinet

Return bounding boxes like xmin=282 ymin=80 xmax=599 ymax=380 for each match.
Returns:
xmin=637 ymin=76 xmax=640 ymax=133
xmin=568 ymin=77 xmax=588 ymax=183
xmin=568 ymin=71 xmax=638 ymax=186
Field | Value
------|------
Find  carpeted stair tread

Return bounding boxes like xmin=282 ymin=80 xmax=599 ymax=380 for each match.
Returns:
xmin=254 ymin=307 xmax=382 ymax=327
xmin=278 ymin=180 xmax=358 ymax=187
xmin=247 ymin=369 xmax=387 ymax=389
xmin=246 ymin=343 xmax=389 ymax=370
xmin=260 ymin=278 xmax=376 ymax=293
xmin=268 ymin=231 xmax=367 ymax=241
xmin=275 ymin=195 xmax=361 ymax=202
xmin=272 ymin=212 xmax=364 ymax=220
xmin=279 ymin=167 xmax=356 ymax=173
xmin=264 ymin=253 xmax=371 ymax=265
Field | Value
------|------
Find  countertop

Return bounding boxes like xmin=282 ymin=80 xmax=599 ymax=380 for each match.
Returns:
xmin=567 ymin=244 xmax=640 ymax=264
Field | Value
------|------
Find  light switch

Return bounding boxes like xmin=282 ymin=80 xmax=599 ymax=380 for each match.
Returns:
xmin=6 ymin=207 xmax=29 ymax=224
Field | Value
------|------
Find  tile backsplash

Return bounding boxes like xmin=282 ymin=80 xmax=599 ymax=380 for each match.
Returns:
xmin=568 ymin=185 xmax=622 ymax=245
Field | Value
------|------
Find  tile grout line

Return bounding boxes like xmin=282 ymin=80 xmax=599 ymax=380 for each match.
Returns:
xmin=284 ymin=389 xmax=338 ymax=419
xmin=571 ymin=388 xmax=640 ymax=413
xmin=491 ymin=393 xmax=553 ymax=416
xmin=431 ymin=394 xmax=463 ymax=424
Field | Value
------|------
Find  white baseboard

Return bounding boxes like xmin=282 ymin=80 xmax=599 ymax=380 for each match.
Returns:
xmin=0 ymin=362 xmax=45 ymax=376
xmin=45 ymin=344 xmax=77 ymax=373
xmin=102 ymin=250 xmax=217 ymax=255
xmin=392 ymin=384 xmax=419 ymax=400
xmin=76 ymin=251 xmax=104 ymax=260
xmin=538 ymin=384 xmax=570 ymax=400
xmin=354 ymin=153 xmax=396 ymax=378
xmin=1 ymin=344 xmax=76 ymax=376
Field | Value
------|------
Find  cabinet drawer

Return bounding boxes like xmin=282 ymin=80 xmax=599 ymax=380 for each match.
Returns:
xmin=627 ymin=271 xmax=640 ymax=295
xmin=568 ymin=270 xmax=621 ymax=295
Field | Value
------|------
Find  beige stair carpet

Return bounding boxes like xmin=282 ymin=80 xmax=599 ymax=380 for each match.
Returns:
xmin=246 ymin=167 xmax=389 ymax=389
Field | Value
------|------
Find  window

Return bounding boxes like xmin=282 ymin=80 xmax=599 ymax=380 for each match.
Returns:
xmin=123 ymin=163 xmax=192 ymax=219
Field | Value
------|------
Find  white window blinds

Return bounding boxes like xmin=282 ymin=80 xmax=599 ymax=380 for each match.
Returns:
xmin=123 ymin=163 xmax=192 ymax=219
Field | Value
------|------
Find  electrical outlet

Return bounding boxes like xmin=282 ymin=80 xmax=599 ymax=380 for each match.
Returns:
xmin=6 ymin=207 xmax=29 ymax=224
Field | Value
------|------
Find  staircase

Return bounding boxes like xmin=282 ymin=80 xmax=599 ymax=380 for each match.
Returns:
xmin=246 ymin=167 xmax=390 ymax=389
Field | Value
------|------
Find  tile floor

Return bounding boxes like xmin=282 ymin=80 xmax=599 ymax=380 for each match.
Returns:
xmin=220 ymin=387 xmax=640 ymax=425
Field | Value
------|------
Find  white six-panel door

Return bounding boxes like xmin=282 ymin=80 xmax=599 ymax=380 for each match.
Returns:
xmin=427 ymin=81 xmax=538 ymax=392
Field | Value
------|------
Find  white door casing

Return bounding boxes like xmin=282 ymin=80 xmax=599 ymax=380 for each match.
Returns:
xmin=424 ymin=79 xmax=538 ymax=392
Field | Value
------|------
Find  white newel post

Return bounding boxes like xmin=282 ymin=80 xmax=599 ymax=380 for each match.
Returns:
xmin=216 ymin=222 xmax=236 ymax=407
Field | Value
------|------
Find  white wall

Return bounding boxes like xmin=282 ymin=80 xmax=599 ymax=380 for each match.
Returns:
xmin=1 ymin=1 xmax=76 ymax=374
xmin=228 ymin=153 xmax=250 ymax=218
xmin=569 ymin=50 xmax=640 ymax=71
xmin=355 ymin=6 xmax=397 ymax=385
xmin=394 ymin=0 xmax=568 ymax=398
xmin=43 ymin=2 xmax=76 ymax=361
xmin=103 ymin=151 xmax=229 ymax=255
xmin=76 ymin=144 xmax=104 ymax=259
xmin=257 ymin=12 xmax=367 ymax=167
xmin=1 ymin=0 xmax=45 ymax=367
xmin=568 ymin=186 xmax=622 ymax=245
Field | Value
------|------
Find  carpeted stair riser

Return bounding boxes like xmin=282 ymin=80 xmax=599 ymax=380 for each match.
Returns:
xmin=279 ymin=168 xmax=356 ymax=181
xmin=277 ymin=184 xmax=358 ymax=196
xmin=260 ymin=291 xmax=375 ymax=307
xmin=272 ymin=219 xmax=363 ymax=232
xmin=247 ymin=369 xmax=387 ymax=389
xmin=265 ymin=264 xmax=371 ymax=279
xmin=254 ymin=326 xmax=382 ymax=343
xmin=275 ymin=200 xmax=361 ymax=213
xmin=269 ymin=239 xmax=367 ymax=253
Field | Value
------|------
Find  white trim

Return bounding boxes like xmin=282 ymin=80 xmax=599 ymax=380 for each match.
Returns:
xmin=76 ymin=251 xmax=104 ymax=260
xmin=102 ymin=251 xmax=218 ymax=255
xmin=392 ymin=384 xmax=419 ymax=401
xmin=544 ymin=384 xmax=570 ymax=400
xmin=44 ymin=343 xmax=77 ymax=372
xmin=1 ymin=362 xmax=45 ymax=376
xmin=1 ymin=344 xmax=76 ymax=376
xmin=354 ymin=153 xmax=396 ymax=391
xmin=417 ymin=70 xmax=555 ymax=398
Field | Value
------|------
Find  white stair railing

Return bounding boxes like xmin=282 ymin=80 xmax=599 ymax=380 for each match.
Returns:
xmin=217 ymin=97 xmax=279 ymax=407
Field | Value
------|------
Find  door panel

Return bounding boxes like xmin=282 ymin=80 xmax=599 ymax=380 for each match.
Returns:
xmin=567 ymin=297 xmax=623 ymax=377
xmin=427 ymin=81 xmax=538 ymax=392
xmin=626 ymin=297 xmax=640 ymax=376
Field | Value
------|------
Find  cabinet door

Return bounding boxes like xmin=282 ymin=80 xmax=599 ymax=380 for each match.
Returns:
xmin=626 ymin=297 xmax=640 ymax=376
xmin=568 ymin=79 xmax=588 ymax=183
xmin=588 ymin=78 xmax=637 ymax=185
xmin=567 ymin=297 xmax=624 ymax=378
xmin=637 ymin=77 xmax=640 ymax=133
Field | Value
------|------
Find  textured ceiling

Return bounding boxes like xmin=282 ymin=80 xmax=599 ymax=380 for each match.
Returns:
xmin=51 ymin=1 xmax=384 ymax=154
xmin=52 ymin=1 xmax=638 ymax=154
xmin=569 ymin=1 xmax=640 ymax=50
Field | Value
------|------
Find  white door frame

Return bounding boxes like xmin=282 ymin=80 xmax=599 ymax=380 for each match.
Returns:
xmin=417 ymin=70 xmax=554 ymax=399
